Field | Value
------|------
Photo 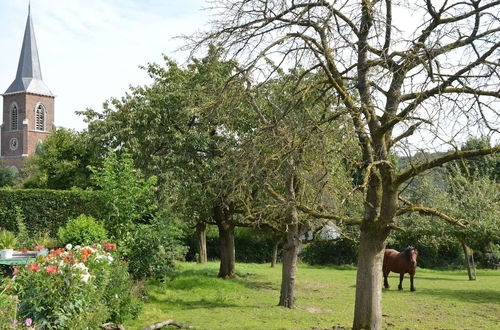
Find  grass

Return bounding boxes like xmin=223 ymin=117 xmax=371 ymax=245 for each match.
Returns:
xmin=125 ymin=262 xmax=500 ymax=330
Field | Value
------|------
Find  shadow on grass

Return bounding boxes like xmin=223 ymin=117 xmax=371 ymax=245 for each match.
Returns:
xmin=416 ymin=276 xmax=467 ymax=282
xmin=147 ymin=295 xmax=242 ymax=309
xmin=418 ymin=288 xmax=500 ymax=304
xmin=160 ymin=267 xmax=277 ymax=293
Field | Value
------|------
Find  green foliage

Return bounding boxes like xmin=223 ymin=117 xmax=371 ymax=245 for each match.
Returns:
xmin=0 ymin=164 xmax=15 ymax=188
xmin=123 ymin=216 xmax=188 ymax=280
xmin=394 ymin=163 xmax=499 ymax=268
xmin=90 ymin=150 xmax=157 ymax=239
xmin=300 ymin=238 xmax=358 ymax=265
xmin=234 ymin=228 xmax=278 ymax=263
xmin=57 ymin=214 xmax=108 ymax=246
xmin=0 ymin=230 xmax=16 ymax=249
xmin=22 ymin=128 xmax=100 ymax=190
xmin=0 ymin=189 xmax=105 ymax=236
xmin=0 ymin=292 xmax=17 ymax=327
xmin=13 ymin=206 xmax=29 ymax=250
xmin=81 ymin=48 xmax=248 ymax=230
xmin=12 ymin=244 xmax=138 ymax=327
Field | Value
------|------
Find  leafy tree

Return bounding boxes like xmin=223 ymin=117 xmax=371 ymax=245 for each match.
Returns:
xmin=195 ymin=1 xmax=500 ymax=327
xmin=81 ymin=47 xmax=250 ymax=277
xmin=89 ymin=149 xmax=157 ymax=239
xmin=231 ymin=68 xmax=361 ymax=307
xmin=0 ymin=163 xmax=15 ymax=188
xmin=22 ymin=128 xmax=99 ymax=189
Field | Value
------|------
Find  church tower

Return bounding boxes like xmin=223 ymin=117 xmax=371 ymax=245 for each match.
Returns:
xmin=1 ymin=5 xmax=54 ymax=171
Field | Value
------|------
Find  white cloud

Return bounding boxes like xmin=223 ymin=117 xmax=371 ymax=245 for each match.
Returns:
xmin=0 ymin=0 xmax=208 ymax=130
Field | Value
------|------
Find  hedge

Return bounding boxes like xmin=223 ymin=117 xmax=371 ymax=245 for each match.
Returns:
xmin=0 ymin=189 xmax=105 ymax=236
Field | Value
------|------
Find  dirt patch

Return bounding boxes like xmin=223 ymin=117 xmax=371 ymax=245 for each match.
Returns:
xmin=305 ymin=306 xmax=334 ymax=313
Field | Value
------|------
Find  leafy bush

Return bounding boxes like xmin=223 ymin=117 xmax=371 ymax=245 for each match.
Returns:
xmin=14 ymin=206 xmax=29 ymax=250
xmin=0 ymin=291 xmax=17 ymax=327
xmin=0 ymin=230 xmax=16 ymax=249
xmin=300 ymin=239 xmax=358 ymax=265
xmin=90 ymin=150 xmax=157 ymax=239
xmin=124 ymin=218 xmax=187 ymax=280
xmin=57 ymin=214 xmax=108 ymax=246
xmin=0 ymin=189 xmax=105 ymax=236
xmin=11 ymin=243 xmax=138 ymax=327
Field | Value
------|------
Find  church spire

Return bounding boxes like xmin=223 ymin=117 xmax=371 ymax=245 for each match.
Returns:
xmin=4 ymin=3 xmax=53 ymax=96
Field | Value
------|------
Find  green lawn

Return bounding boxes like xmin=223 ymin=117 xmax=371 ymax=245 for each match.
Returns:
xmin=125 ymin=262 xmax=500 ymax=330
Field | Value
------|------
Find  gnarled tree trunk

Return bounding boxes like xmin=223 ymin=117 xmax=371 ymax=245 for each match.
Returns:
xmin=460 ymin=239 xmax=476 ymax=281
xmin=196 ymin=222 xmax=207 ymax=264
xmin=279 ymin=223 xmax=301 ymax=308
xmin=353 ymin=226 xmax=388 ymax=330
xmin=214 ymin=205 xmax=235 ymax=278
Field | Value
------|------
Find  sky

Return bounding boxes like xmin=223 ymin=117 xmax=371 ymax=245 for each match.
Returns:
xmin=0 ymin=0 xmax=208 ymax=131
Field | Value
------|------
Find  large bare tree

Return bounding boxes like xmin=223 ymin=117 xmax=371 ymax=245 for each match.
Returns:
xmin=191 ymin=0 xmax=500 ymax=328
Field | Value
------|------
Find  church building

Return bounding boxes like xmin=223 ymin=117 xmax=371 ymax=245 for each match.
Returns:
xmin=1 ymin=6 xmax=55 ymax=171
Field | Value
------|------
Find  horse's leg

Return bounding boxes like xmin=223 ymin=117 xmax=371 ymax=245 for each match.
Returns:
xmin=398 ymin=273 xmax=404 ymax=290
xmin=410 ymin=273 xmax=416 ymax=291
xmin=383 ymin=271 xmax=390 ymax=289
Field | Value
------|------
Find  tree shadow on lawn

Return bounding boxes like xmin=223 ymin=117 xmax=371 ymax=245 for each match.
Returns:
xmin=147 ymin=295 xmax=243 ymax=309
xmin=417 ymin=288 xmax=500 ymax=304
xmin=163 ymin=267 xmax=277 ymax=293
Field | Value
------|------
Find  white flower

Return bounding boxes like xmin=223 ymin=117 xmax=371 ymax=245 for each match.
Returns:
xmin=81 ymin=273 xmax=91 ymax=283
xmin=65 ymin=244 xmax=73 ymax=251
xmin=73 ymin=262 xmax=88 ymax=272
xmin=107 ymin=256 xmax=114 ymax=263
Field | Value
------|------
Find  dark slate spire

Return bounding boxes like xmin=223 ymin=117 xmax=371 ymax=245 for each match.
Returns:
xmin=4 ymin=4 xmax=53 ymax=96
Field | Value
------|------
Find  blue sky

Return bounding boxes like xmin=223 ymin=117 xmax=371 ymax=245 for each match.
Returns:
xmin=0 ymin=0 xmax=208 ymax=130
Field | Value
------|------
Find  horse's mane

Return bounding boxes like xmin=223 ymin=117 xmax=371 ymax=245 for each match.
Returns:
xmin=402 ymin=246 xmax=417 ymax=262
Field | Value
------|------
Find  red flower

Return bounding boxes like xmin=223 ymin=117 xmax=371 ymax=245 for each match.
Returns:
xmin=21 ymin=248 xmax=28 ymax=253
xmin=104 ymin=242 xmax=117 ymax=251
xmin=82 ymin=248 xmax=93 ymax=255
xmin=35 ymin=245 xmax=45 ymax=251
xmin=46 ymin=265 xmax=58 ymax=274
xmin=29 ymin=263 xmax=40 ymax=272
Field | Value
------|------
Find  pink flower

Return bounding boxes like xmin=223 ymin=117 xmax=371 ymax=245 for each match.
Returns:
xmin=45 ymin=265 xmax=58 ymax=274
xmin=29 ymin=263 xmax=40 ymax=272
xmin=22 ymin=248 xmax=28 ymax=253
xmin=34 ymin=246 xmax=45 ymax=251
xmin=24 ymin=318 xmax=32 ymax=326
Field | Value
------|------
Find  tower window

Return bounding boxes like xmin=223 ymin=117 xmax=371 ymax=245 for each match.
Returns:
xmin=11 ymin=104 xmax=18 ymax=130
xmin=35 ymin=104 xmax=45 ymax=131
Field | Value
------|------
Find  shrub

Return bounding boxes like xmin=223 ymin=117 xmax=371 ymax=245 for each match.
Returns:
xmin=0 ymin=189 xmax=105 ymax=236
xmin=0 ymin=291 xmax=17 ymax=327
xmin=0 ymin=230 xmax=16 ymax=249
xmin=14 ymin=206 xmax=29 ymax=250
xmin=57 ymin=215 xmax=108 ymax=246
xmin=300 ymin=239 xmax=358 ymax=265
xmin=124 ymin=218 xmax=187 ymax=280
xmin=12 ymin=243 xmax=138 ymax=328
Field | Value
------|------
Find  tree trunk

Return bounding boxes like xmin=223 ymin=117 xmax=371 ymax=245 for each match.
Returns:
xmin=460 ymin=240 xmax=476 ymax=281
xmin=278 ymin=223 xmax=301 ymax=308
xmin=352 ymin=227 xmax=388 ymax=330
xmin=196 ymin=222 xmax=207 ymax=264
xmin=214 ymin=205 xmax=236 ymax=278
xmin=271 ymin=240 xmax=279 ymax=268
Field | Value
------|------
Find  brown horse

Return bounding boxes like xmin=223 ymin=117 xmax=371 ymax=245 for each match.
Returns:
xmin=383 ymin=246 xmax=418 ymax=291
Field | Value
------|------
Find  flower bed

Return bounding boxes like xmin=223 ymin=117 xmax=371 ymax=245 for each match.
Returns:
xmin=5 ymin=242 xmax=139 ymax=328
